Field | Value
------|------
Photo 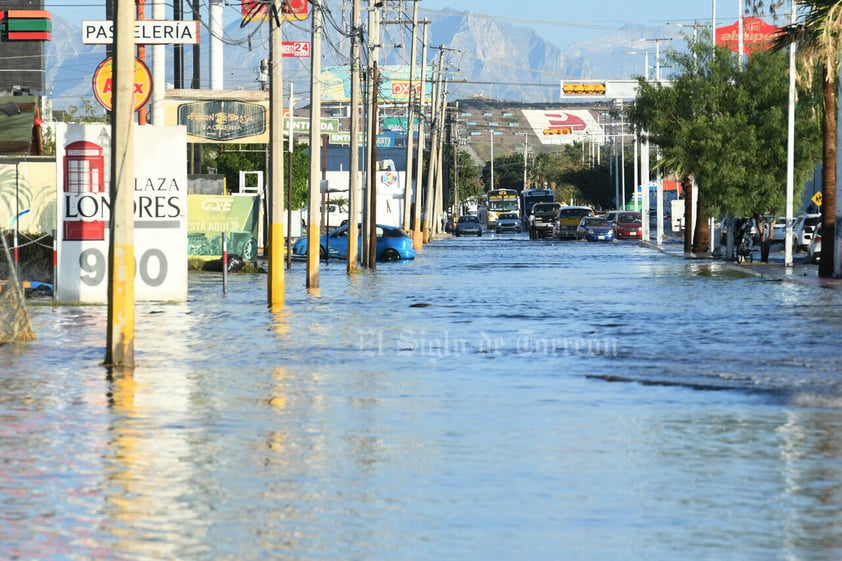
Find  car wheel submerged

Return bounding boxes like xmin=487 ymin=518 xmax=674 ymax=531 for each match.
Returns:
xmin=320 ymin=246 xmax=327 ymax=259
xmin=381 ymin=248 xmax=401 ymax=262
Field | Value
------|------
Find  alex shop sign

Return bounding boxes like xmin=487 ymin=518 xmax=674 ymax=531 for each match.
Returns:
xmin=92 ymin=56 xmax=153 ymax=112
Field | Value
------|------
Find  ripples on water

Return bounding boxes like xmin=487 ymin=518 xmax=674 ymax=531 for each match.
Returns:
xmin=2 ymin=236 xmax=842 ymax=560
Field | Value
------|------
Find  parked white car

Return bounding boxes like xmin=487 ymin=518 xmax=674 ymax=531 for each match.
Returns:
xmin=807 ymin=228 xmax=822 ymax=263
xmin=792 ymin=213 xmax=822 ymax=253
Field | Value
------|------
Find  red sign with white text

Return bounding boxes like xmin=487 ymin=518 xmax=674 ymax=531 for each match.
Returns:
xmin=716 ymin=17 xmax=781 ymax=55
xmin=282 ymin=41 xmax=310 ymax=57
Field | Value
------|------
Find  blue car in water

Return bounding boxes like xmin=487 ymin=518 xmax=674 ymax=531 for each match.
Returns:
xmin=292 ymin=223 xmax=416 ymax=262
xmin=576 ymin=216 xmax=615 ymax=242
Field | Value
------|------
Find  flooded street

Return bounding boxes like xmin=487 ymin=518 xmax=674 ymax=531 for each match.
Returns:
xmin=3 ymin=235 xmax=842 ymax=560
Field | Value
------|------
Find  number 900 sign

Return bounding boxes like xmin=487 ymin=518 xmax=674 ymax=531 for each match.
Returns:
xmin=79 ymin=248 xmax=169 ymax=288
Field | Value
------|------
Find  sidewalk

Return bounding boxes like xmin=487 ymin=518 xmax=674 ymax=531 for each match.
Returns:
xmin=648 ymin=237 xmax=842 ymax=289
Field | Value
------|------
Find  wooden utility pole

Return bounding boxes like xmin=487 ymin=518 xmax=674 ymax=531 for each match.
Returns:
xmin=307 ymin=0 xmax=322 ymax=287
xmin=268 ymin=0 xmax=285 ymax=305
xmin=402 ymin=0 xmax=419 ymax=232
xmin=105 ymin=0 xmax=136 ymax=367
xmin=368 ymin=63 xmax=379 ymax=269
xmin=347 ymin=0 xmax=361 ymax=273
xmin=411 ymin=20 xmax=428 ymax=250
xmin=423 ymin=54 xmax=442 ymax=243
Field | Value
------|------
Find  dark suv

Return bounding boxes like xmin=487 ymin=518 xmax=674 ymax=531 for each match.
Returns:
xmin=529 ymin=202 xmax=561 ymax=240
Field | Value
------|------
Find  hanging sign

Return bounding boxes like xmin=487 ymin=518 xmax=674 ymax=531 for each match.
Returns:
xmin=92 ymin=57 xmax=153 ymax=112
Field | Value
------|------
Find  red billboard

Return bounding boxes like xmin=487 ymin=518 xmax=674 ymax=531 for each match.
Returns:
xmin=242 ymin=0 xmax=308 ymax=23
xmin=716 ymin=17 xmax=781 ymax=55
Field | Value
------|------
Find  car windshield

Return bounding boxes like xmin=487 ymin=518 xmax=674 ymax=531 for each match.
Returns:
xmin=561 ymin=208 xmax=592 ymax=218
xmin=585 ymin=218 xmax=608 ymax=227
xmin=459 ymin=216 xmax=478 ymax=223
xmin=618 ymin=214 xmax=640 ymax=224
xmin=500 ymin=213 xmax=518 ymax=220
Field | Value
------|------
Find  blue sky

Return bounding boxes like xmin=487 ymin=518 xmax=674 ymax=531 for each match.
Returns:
xmin=417 ymin=1 xmax=768 ymax=50
xmin=45 ymin=0 xmax=782 ymax=51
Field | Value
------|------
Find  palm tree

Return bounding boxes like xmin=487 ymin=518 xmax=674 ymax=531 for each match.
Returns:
xmin=768 ymin=0 xmax=842 ymax=277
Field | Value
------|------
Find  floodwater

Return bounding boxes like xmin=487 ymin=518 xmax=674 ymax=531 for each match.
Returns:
xmin=3 ymin=234 xmax=842 ymax=561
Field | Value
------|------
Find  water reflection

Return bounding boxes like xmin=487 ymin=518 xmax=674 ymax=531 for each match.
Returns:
xmin=3 ymin=240 xmax=842 ymax=559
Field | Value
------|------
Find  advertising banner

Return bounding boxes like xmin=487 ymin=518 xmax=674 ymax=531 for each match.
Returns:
xmin=186 ymin=194 xmax=260 ymax=263
xmin=521 ymin=109 xmax=603 ymax=146
xmin=320 ymin=65 xmax=431 ymax=104
xmin=716 ymin=17 xmax=781 ymax=55
xmin=54 ymin=123 xmax=188 ymax=303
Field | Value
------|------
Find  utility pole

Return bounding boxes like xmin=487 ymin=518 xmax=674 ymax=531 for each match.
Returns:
xmin=402 ymin=0 xmax=419 ymax=232
xmin=423 ymin=55 xmax=441 ymax=243
xmin=362 ymin=1 xmax=381 ymax=268
xmin=307 ymin=0 xmax=323 ymax=287
xmin=347 ymin=0 xmax=361 ymax=273
xmin=105 ymin=0 xmax=136 ymax=367
xmin=267 ymin=0 xmax=285 ymax=306
xmin=411 ymin=19 xmax=429 ymax=250
xmin=433 ymin=75 xmax=447 ymax=235
xmin=286 ymin=82 xmax=294 ymax=269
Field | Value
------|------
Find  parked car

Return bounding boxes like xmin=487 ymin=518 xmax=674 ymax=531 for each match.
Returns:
xmin=792 ymin=213 xmax=822 ymax=252
xmin=606 ymin=211 xmax=642 ymax=240
xmin=495 ymin=212 xmax=522 ymax=234
xmin=807 ymin=229 xmax=822 ymax=263
xmin=576 ymin=216 xmax=615 ymax=242
xmin=454 ymin=214 xmax=483 ymax=237
xmin=292 ymin=223 xmax=416 ymax=261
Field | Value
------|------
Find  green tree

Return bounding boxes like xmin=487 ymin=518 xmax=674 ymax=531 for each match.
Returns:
xmin=449 ymin=148 xmax=482 ymax=211
xmin=482 ymin=153 xmax=523 ymax=191
xmin=203 ymin=142 xmax=310 ymax=209
xmin=761 ymin=0 xmax=840 ymax=274
xmin=627 ymin=33 xmax=821 ymax=260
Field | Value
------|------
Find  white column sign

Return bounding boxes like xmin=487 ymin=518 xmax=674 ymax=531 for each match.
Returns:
xmin=55 ymin=123 xmax=188 ymax=303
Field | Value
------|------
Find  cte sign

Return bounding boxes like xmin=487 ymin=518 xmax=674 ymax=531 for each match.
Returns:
xmin=92 ymin=57 xmax=152 ymax=112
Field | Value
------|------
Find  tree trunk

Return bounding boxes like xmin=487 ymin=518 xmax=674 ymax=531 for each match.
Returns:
xmin=819 ymin=70 xmax=837 ymax=278
xmin=683 ymin=175 xmax=693 ymax=253
xmin=692 ymin=200 xmax=709 ymax=254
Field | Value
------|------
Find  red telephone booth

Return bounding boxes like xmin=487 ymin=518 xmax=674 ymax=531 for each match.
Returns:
xmin=63 ymin=140 xmax=106 ymax=241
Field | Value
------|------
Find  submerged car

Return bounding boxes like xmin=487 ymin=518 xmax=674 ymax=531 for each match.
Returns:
xmin=556 ymin=206 xmax=594 ymax=239
xmin=576 ymin=216 xmax=615 ymax=242
xmin=495 ymin=212 xmax=522 ymax=234
xmin=607 ymin=211 xmax=642 ymax=240
xmin=292 ymin=223 xmax=416 ymax=262
xmin=454 ymin=214 xmax=483 ymax=237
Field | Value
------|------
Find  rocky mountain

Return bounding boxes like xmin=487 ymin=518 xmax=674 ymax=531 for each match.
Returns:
xmin=46 ymin=5 xmax=676 ymax=111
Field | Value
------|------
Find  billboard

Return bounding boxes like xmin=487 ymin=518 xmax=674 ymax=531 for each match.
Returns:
xmin=716 ymin=17 xmax=781 ymax=55
xmin=54 ymin=123 xmax=188 ymax=303
xmin=521 ymin=109 xmax=603 ymax=146
xmin=320 ymin=65 xmax=432 ymax=104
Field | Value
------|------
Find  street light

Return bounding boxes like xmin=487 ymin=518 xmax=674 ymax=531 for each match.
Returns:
xmin=638 ymin=37 xmax=672 ymax=81
xmin=624 ymin=50 xmax=652 ymax=80
xmin=667 ymin=22 xmax=706 ymax=69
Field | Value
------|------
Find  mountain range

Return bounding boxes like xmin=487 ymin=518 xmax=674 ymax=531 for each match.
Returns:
xmin=46 ymin=5 xmax=678 ymax=111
